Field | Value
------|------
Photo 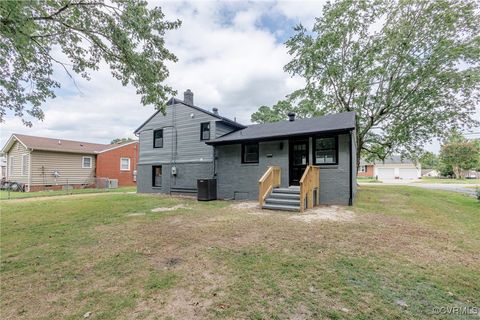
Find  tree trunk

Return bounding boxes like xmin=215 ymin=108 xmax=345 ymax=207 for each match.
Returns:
xmin=453 ymin=165 xmax=461 ymax=179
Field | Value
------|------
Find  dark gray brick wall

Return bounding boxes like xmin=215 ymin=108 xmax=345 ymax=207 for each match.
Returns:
xmin=216 ymin=134 xmax=353 ymax=205
xmin=215 ymin=140 xmax=289 ymax=200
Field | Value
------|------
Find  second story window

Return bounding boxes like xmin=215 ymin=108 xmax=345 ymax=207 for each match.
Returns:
xmin=154 ymin=129 xmax=163 ymax=148
xmin=200 ymin=122 xmax=210 ymax=140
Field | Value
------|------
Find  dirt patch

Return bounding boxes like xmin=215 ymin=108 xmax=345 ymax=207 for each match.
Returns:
xmin=289 ymin=205 xmax=355 ymax=223
xmin=229 ymin=201 xmax=270 ymax=215
xmin=126 ymin=212 xmax=145 ymax=216
xmin=151 ymin=204 xmax=189 ymax=212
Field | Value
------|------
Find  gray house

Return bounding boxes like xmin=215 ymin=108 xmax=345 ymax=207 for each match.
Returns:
xmin=135 ymin=90 xmax=357 ymax=211
xmin=134 ymin=90 xmax=245 ymax=195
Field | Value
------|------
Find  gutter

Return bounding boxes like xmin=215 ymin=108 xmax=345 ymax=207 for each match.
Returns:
xmin=205 ymin=128 xmax=356 ymax=146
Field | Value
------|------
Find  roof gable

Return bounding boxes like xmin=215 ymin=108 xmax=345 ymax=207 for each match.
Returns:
xmin=134 ymin=98 xmax=245 ymax=134
xmin=2 ymin=134 xmax=109 ymax=154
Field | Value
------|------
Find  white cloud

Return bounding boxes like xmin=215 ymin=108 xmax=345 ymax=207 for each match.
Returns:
xmin=2 ymin=0 xmax=308 ymax=147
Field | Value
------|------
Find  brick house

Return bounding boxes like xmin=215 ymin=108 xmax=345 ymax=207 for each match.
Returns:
xmin=357 ymin=161 xmax=374 ymax=177
xmin=96 ymin=141 xmax=138 ymax=187
xmin=358 ymin=156 xmax=421 ymax=180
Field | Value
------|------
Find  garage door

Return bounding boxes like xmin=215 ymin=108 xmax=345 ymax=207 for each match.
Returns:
xmin=377 ymin=168 xmax=395 ymax=180
xmin=399 ymin=168 xmax=418 ymax=179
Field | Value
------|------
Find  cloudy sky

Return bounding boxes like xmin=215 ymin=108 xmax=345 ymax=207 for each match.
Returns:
xmin=1 ymin=0 xmax=478 ymax=151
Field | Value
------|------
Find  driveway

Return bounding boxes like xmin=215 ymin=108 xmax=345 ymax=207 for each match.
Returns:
xmin=360 ymin=181 xmax=479 ymax=197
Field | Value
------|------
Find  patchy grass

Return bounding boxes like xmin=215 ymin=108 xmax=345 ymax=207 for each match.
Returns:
xmin=415 ymin=177 xmax=480 ymax=184
xmin=1 ymin=187 xmax=479 ymax=319
xmin=0 ymin=186 xmax=136 ymax=200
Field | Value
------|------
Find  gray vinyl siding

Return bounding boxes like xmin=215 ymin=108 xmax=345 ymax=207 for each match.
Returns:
xmin=6 ymin=141 xmax=30 ymax=184
xmin=215 ymin=122 xmax=237 ymax=138
xmin=137 ymin=162 xmax=214 ymax=194
xmin=216 ymin=133 xmax=353 ymax=205
xmin=30 ymin=151 xmax=96 ymax=186
xmin=136 ymin=103 xmax=237 ymax=194
xmin=138 ymin=103 xmax=236 ymax=164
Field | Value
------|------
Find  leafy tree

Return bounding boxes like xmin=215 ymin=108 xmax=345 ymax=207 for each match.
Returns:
xmin=439 ymin=133 xmax=480 ymax=179
xmin=0 ymin=0 xmax=181 ymax=126
xmin=437 ymin=161 xmax=454 ymax=178
xmin=252 ymin=0 xmax=480 ymax=166
xmin=251 ymin=100 xmax=322 ymax=124
xmin=419 ymin=151 xmax=438 ymax=169
xmin=110 ymin=137 xmax=134 ymax=144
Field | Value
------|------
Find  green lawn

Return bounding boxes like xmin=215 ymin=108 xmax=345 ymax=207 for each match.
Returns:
xmin=415 ymin=177 xmax=480 ymax=184
xmin=357 ymin=176 xmax=382 ymax=183
xmin=0 ymin=186 xmax=137 ymax=200
xmin=1 ymin=187 xmax=479 ymax=319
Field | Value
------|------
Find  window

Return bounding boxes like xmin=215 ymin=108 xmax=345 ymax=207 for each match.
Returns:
xmin=359 ymin=165 xmax=367 ymax=173
xmin=242 ymin=143 xmax=259 ymax=163
xmin=153 ymin=129 xmax=163 ymax=148
xmin=313 ymin=136 xmax=337 ymax=165
xmin=21 ymin=154 xmax=28 ymax=176
xmin=120 ymin=158 xmax=131 ymax=171
xmin=82 ymin=156 xmax=92 ymax=168
xmin=200 ymin=122 xmax=210 ymax=140
xmin=152 ymin=166 xmax=162 ymax=187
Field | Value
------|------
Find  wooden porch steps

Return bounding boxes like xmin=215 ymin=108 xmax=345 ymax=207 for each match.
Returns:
xmin=262 ymin=187 xmax=300 ymax=212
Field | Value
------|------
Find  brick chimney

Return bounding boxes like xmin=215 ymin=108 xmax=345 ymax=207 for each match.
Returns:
xmin=288 ymin=112 xmax=295 ymax=121
xmin=184 ymin=89 xmax=193 ymax=105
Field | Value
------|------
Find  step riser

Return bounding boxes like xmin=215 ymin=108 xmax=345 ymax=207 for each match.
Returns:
xmin=268 ymin=193 xmax=300 ymax=200
xmin=265 ymin=199 xmax=300 ymax=206
xmin=272 ymin=190 xmax=300 ymax=195
xmin=262 ymin=204 xmax=299 ymax=212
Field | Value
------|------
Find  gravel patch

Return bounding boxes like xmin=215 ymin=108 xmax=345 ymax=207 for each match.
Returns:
xmin=289 ymin=205 xmax=355 ymax=223
xmin=151 ymin=204 xmax=189 ymax=212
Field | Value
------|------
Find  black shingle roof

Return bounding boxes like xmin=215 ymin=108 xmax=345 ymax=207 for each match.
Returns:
xmin=206 ymin=111 xmax=356 ymax=145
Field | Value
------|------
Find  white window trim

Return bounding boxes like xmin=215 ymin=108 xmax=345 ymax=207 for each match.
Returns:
xmin=21 ymin=154 xmax=28 ymax=176
xmin=120 ymin=157 xmax=131 ymax=171
xmin=82 ymin=156 xmax=93 ymax=169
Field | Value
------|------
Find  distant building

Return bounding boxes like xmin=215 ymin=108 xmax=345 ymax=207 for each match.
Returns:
xmin=359 ymin=156 xmax=421 ymax=180
xmin=1 ymin=134 xmax=138 ymax=191
xmin=421 ymin=169 xmax=439 ymax=177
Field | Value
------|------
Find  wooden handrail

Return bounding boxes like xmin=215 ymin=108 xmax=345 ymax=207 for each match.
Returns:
xmin=299 ymin=165 xmax=320 ymax=212
xmin=258 ymin=166 xmax=281 ymax=206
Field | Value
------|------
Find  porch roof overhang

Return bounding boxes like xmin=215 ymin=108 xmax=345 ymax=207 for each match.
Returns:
xmin=206 ymin=111 xmax=356 ymax=146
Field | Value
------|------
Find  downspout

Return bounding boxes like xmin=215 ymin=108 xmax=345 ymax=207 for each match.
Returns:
xmin=348 ymin=130 xmax=353 ymax=206
xmin=27 ymin=149 xmax=32 ymax=192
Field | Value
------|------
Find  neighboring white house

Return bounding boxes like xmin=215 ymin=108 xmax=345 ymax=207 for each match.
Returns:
xmin=0 ymin=156 xmax=6 ymax=178
xmin=422 ymin=169 xmax=439 ymax=177
xmin=368 ymin=156 xmax=421 ymax=180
